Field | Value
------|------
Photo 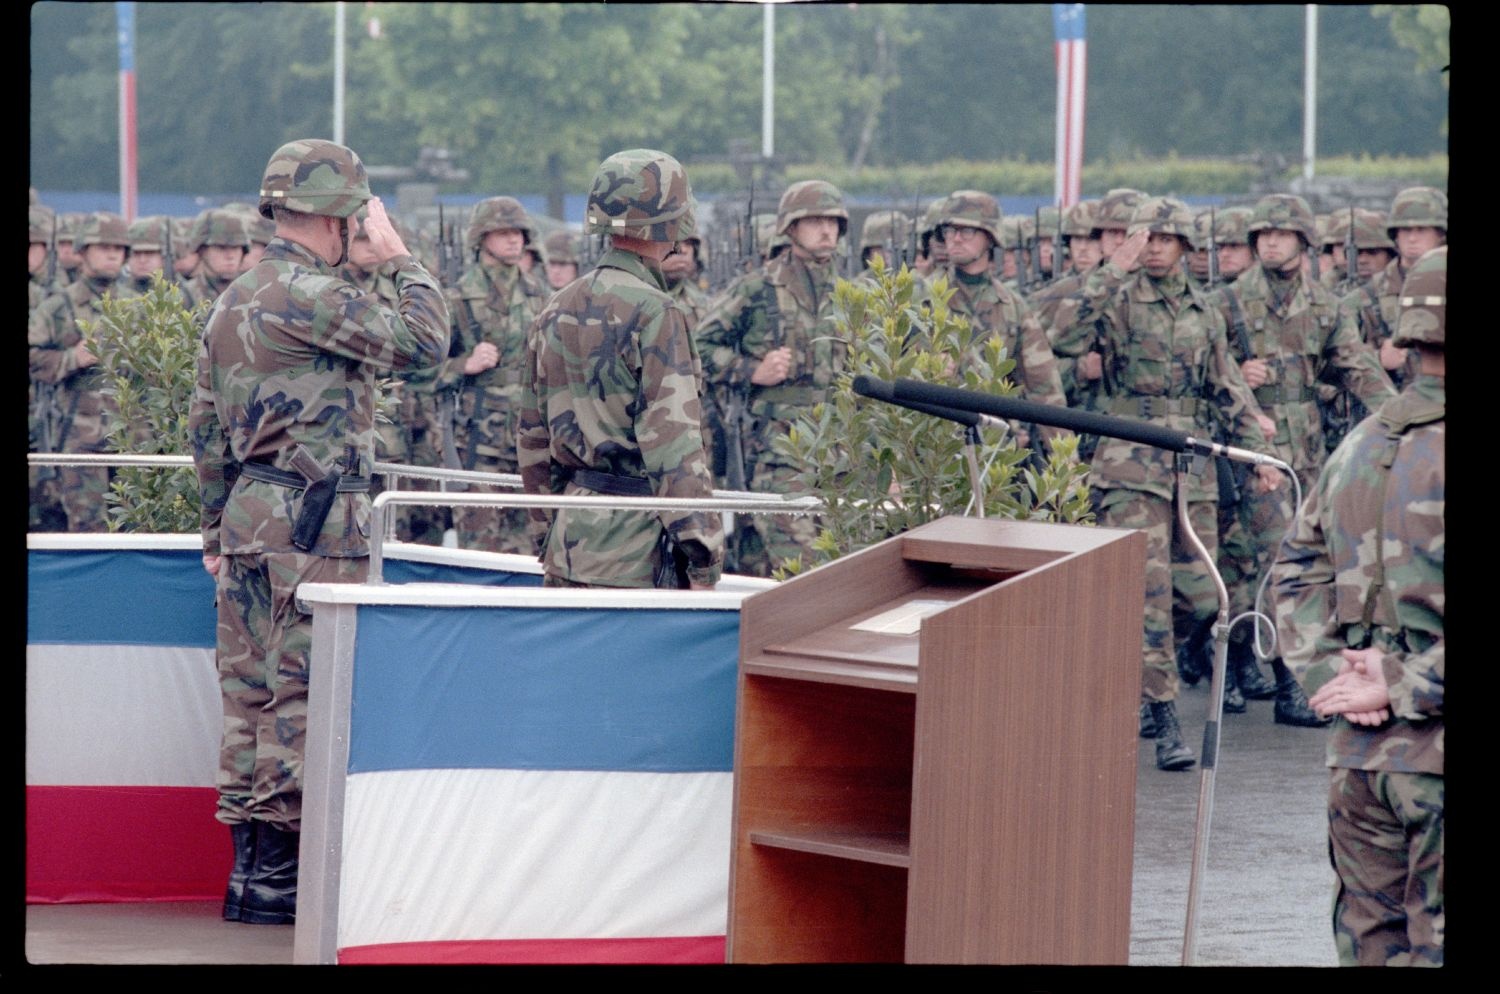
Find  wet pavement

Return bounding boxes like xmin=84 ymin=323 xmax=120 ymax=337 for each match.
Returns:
xmin=1128 ymin=673 xmax=1338 ymax=967
xmin=24 ymin=669 xmax=1339 ymax=968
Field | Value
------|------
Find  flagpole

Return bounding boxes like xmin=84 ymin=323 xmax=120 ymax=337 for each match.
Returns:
xmin=116 ymin=1 xmax=137 ymax=221
xmin=1052 ymin=4 xmax=1086 ymax=208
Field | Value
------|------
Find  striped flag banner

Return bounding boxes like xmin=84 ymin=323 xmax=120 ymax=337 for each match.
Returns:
xmin=116 ymin=2 xmax=137 ymax=221
xmin=1053 ymin=3 xmax=1086 ymax=208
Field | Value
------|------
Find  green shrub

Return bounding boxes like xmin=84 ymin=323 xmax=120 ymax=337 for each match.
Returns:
xmin=770 ymin=256 xmax=1092 ymax=578
xmin=80 ymin=274 xmax=206 ymax=533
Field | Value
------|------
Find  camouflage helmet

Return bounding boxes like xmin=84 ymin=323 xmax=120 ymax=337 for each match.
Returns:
xmin=57 ymin=211 xmax=87 ymax=245
xmin=918 ymin=196 xmax=950 ymax=252
xmin=1035 ymin=205 xmax=1061 ymax=240
xmin=585 ymin=148 xmax=695 ymax=242
xmin=1126 ymin=196 xmax=1197 ymax=250
xmin=1213 ymin=206 xmax=1254 ymax=246
xmin=1320 ymin=211 xmax=1348 ymax=248
xmin=1351 ymin=209 xmax=1396 ymax=251
xmin=1095 ymin=188 xmax=1146 ymax=231
xmin=465 ymin=196 xmax=536 ymax=258
xmin=224 ymin=202 xmax=275 ymax=246
xmin=1386 ymin=186 xmax=1448 ymax=238
xmin=1192 ymin=211 xmax=1214 ymax=250
xmin=1248 ymin=193 xmax=1317 ymax=248
xmin=76 ymin=211 xmax=132 ymax=249
xmin=858 ymin=209 xmax=915 ymax=254
xmin=1392 ymin=246 xmax=1445 ymax=348
xmin=191 ymin=208 xmax=251 ymax=253
xmin=128 ymin=214 xmax=171 ymax=252
xmin=257 ymin=138 xmax=371 ymax=220
xmin=1001 ymin=216 xmax=1029 ymax=251
xmin=29 ymin=205 xmax=52 ymax=244
xmin=171 ymin=217 xmax=195 ymax=254
xmin=542 ymin=229 xmax=580 ymax=265
xmin=1059 ymin=200 xmax=1100 ymax=242
xmin=941 ymin=190 xmax=1003 ymax=246
xmin=775 ymin=179 xmax=848 ymax=238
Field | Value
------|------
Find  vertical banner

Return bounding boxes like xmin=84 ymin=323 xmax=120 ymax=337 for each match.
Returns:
xmin=116 ymin=2 xmax=137 ymax=221
xmin=1052 ymin=4 xmax=1086 ymax=208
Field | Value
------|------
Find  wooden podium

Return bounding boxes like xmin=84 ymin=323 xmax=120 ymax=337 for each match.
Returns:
xmin=725 ymin=515 xmax=1146 ymax=964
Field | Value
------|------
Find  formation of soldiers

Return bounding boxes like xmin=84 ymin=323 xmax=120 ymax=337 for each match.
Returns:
xmin=28 ymin=179 xmax=1446 ymax=772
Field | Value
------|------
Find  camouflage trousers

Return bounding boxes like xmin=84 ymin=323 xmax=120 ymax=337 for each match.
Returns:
xmin=28 ymin=469 xmax=69 ymax=532
xmin=214 ymin=551 xmax=367 ymax=829
xmin=1096 ymin=488 xmax=1219 ymax=703
xmin=1223 ymin=468 xmax=1301 ymax=623
xmin=373 ymin=390 xmax=450 ymax=546
xmin=452 ymin=449 xmax=537 ymax=556
xmin=737 ymin=461 xmax=821 ymax=578
xmin=1328 ymin=767 xmax=1444 ymax=966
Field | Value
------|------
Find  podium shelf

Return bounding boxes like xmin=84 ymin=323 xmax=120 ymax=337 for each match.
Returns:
xmin=749 ymin=828 xmax=911 ymax=868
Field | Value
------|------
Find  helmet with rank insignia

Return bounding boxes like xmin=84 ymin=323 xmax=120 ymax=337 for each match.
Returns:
xmin=1392 ymin=246 xmax=1445 ymax=348
xmin=586 ymin=148 xmax=696 ymax=243
xmin=257 ymin=139 xmax=371 ymax=220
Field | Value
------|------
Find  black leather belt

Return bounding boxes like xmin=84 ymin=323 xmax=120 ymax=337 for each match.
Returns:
xmin=240 ymin=460 xmax=371 ymax=493
xmin=566 ymin=467 xmax=652 ymax=497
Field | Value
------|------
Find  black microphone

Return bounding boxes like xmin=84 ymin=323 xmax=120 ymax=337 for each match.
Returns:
xmin=879 ymin=377 xmax=1281 ymax=467
xmin=851 ymin=375 xmax=1006 ymax=430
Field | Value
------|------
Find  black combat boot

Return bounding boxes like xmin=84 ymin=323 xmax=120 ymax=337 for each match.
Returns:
xmin=1148 ymin=700 xmax=1196 ymax=771
xmin=222 ymin=822 xmax=256 ymax=921
xmin=1219 ymin=652 xmax=1247 ymax=714
xmin=1139 ymin=702 xmax=1157 ymax=738
xmin=1272 ymin=660 xmax=1330 ymax=728
xmin=1175 ymin=618 xmax=1212 ymax=687
xmin=240 ymin=823 xmax=299 ymax=925
xmin=1230 ymin=637 xmax=1277 ymax=700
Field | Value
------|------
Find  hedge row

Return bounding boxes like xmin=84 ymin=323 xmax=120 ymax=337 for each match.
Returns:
xmin=685 ymin=154 xmax=1447 ymax=198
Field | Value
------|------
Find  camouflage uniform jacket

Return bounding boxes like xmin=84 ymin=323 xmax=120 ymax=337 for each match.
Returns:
xmin=1213 ymin=265 xmax=1396 ymax=477
xmin=1030 ymin=268 xmax=1095 ymax=405
xmin=1273 ymin=375 xmax=1443 ymax=774
xmin=667 ymin=275 xmax=710 ymax=332
xmin=517 ymin=246 xmax=723 ymax=588
xmin=1344 ymin=258 xmax=1419 ymax=390
xmin=188 ymin=237 xmax=450 ymax=558
xmin=934 ymin=264 xmax=1069 ymax=413
xmin=1049 ymin=261 xmax=1270 ymax=501
xmin=421 ymin=260 xmax=550 ymax=459
xmin=180 ymin=266 xmax=236 ymax=312
xmin=695 ymin=253 xmax=843 ymax=447
xmin=28 ymin=274 xmax=127 ymax=449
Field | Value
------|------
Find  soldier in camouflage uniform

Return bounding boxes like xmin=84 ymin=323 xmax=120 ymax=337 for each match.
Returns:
xmin=696 ymin=180 xmax=851 ymax=575
xmin=189 ymin=139 xmax=449 ymax=925
xmin=29 ymin=211 xmax=132 ymax=532
xmin=1211 ymin=194 xmax=1398 ymax=725
xmin=122 ymin=215 xmax=172 ymax=294
xmin=224 ymin=202 xmax=277 ymax=273
xmin=171 ymin=216 xmax=198 ymax=283
xmin=29 ymin=205 xmax=68 ymax=532
xmin=927 ymin=190 xmax=1070 ymax=451
xmin=1032 ymin=200 xmax=1101 ymax=408
xmin=1212 ymin=206 xmax=1255 ymax=283
xmin=338 ymin=213 xmax=446 ymax=546
xmin=543 ymin=229 xmax=581 ymax=291
xmin=424 ymin=196 xmax=552 ymax=554
xmin=913 ymin=196 xmax=949 ymax=278
xmin=1030 ymin=204 xmax=1063 ymax=289
xmin=1318 ymin=211 xmax=1350 ymax=292
xmin=1049 ymin=197 xmax=1285 ymax=770
xmin=857 ymin=209 xmax=916 ymax=277
xmin=53 ymin=211 xmax=85 ymax=288
xmin=1345 ymin=187 xmax=1447 ymax=393
xmin=518 ymin=148 xmax=723 ymax=589
xmin=1273 ymin=246 xmax=1445 ymax=967
xmin=181 ymin=208 xmax=250 ymax=311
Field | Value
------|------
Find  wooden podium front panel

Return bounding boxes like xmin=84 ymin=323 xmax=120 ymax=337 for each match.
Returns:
xmin=728 ymin=677 xmax=915 ymax=963
xmin=904 ymin=529 xmax=1144 ymax=964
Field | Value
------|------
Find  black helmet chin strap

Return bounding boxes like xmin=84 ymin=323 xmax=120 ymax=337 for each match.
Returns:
xmin=332 ymin=215 xmax=351 ymax=268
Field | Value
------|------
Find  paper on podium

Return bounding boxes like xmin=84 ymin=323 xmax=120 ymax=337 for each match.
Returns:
xmin=847 ymin=599 xmax=954 ymax=636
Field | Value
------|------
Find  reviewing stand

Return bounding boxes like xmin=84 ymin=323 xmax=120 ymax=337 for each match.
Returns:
xmin=726 ymin=516 xmax=1146 ymax=964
